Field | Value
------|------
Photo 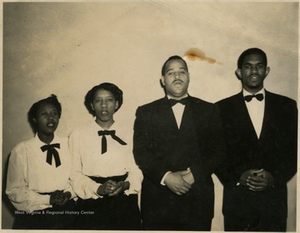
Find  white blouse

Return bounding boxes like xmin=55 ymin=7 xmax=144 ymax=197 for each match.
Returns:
xmin=6 ymin=134 xmax=75 ymax=213
xmin=69 ymin=119 xmax=143 ymax=200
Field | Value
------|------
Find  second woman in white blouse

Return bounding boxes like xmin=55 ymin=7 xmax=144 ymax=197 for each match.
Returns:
xmin=69 ymin=82 xmax=143 ymax=230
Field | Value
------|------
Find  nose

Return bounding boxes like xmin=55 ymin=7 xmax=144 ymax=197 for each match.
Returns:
xmin=101 ymin=100 xmax=107 ymax=106
xmin=174 ymin=71 xmax=181 ymax=79
xmin=251 ymin=66 xmax=258 ymax=74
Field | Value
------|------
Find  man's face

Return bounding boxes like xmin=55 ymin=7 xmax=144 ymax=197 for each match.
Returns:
xmin=161 ymin=59 xmax=189 ymax=99
xmin=236 ymin=53 xmax=270 ymax=94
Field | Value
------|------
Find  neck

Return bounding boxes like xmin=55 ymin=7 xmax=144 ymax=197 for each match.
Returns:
xmin=95 ymin=119 xmax=114 ymax=130
xmin=37 ymin=132 xmax=54 ymax=144
xmin=244 ymin=87 xmax=263 ymax=95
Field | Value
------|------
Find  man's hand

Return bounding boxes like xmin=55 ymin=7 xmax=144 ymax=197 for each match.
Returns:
xmin=164 ymin=170 xmax=192 ymax=195
xmin=182 ymin=169 xmax=195 ymax=185
xmin=239 ymin=169 xmax=274 ymax=191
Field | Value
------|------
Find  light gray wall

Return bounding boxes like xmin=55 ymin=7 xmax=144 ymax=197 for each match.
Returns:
xmin=2 ymin=2 xmax=298 ymax=230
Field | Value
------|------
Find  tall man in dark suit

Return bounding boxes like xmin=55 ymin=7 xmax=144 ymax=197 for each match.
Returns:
xmin=133 ymin=55 xmax=226 ymax=230
xmin=216 ymin=48 xmax=297 ymax=231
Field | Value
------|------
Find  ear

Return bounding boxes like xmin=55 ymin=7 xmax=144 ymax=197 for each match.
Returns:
xmin=265 ymin=67 xmax=270 ymax=77
xmin=235 ymin=69 xmax=242 ymax=80
xmin=32 ymin=118 xmax=37 ymax=124
xmin=160 ymin=76 xmax=165 ymax=86
xmin=115 ymin=101 xmax=119 ymax=110
xmin=90 ymin=103 xmax=95 ymax=111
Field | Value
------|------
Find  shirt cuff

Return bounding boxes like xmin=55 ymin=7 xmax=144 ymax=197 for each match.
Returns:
xmin=160 ymin=171 xmax=172 ymax=186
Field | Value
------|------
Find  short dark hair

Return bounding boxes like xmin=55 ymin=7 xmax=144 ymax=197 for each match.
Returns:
xmin=28 ymin=94 xmax=61 ymax=132
xmin=161 ymin=55 xmax=189 ymax=76
xmin=237 ymin=48 xmax=267 ymax=69
xmin=84 ymin=82 xmax=123 ymax=116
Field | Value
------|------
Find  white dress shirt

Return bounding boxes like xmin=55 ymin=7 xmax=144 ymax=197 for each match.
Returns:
xmin=69 ymin=119 xmax=143 ymax=200
xmin=243 ymin=89 xmax=265 ymax=138
xmin=6 ymin=134 xmax=75 ymax=213
xmin=161 ymin=95 xmax=189 ymax=185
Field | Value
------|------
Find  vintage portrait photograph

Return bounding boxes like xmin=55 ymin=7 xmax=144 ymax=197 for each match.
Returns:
xmin=2 ymin=1 xmax=298 ymax=231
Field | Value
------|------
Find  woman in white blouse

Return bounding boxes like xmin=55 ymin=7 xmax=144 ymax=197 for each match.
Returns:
xmin=6 ymin=95 xmax=77 ymax=229
xmin=69 ymin=82 xmax=143 ymax=230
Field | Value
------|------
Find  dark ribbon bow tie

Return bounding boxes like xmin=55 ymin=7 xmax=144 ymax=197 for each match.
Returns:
xmin=41 ymin=143 xmax=61 ymax=167
xmin=169 ymin=97 xmax=188 ymax=107
xmin=98 ymin=130 xmax=127 ymax=154
xmin=244 ymin=93 xmax=264 ymax=102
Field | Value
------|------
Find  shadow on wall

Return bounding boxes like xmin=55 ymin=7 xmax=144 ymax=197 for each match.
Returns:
xmin=2 ymin=153 xmax=15 ymax=229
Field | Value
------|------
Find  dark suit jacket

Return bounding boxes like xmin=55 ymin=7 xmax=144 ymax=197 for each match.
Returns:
xmin=133 ymin=95 xmax=226 ymax=229
xmin=216 ymin=90 xmax=297 ymax=219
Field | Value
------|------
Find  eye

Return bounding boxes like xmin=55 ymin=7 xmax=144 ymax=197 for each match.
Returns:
xmin=94 ymin=99 xmax=100 ymax=103
xmin=180 ymin=70 xmax=186 ymax=75
xmin=167 ymin=71 xmax=173 ymax=77
xmin=107 ymin=98 xmax=114 ymax=102
xmin=257 ymin=64 xmax=264 ymax=69
xmin=244 ymin=64 xmax=251 ymax=69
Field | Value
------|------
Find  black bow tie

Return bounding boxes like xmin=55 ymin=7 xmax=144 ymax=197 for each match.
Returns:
xmin=169 ymin=97 xmax=188 ymax=107
xmin=244 ymin=93 xmax=264 ymax=102
xmin=98 ymin=130 xmax=127 ymax=154
xmin=41 ymin=143 xmax=61 ymax=167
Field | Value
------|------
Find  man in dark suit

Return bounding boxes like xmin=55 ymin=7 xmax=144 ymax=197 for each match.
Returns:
xmin=133 ymin=55 xmax=226 ymax=230
xmin=216 ymin=48 xmax=297 ymax=231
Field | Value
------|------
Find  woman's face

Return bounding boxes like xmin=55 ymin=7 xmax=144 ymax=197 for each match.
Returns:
xmin=33 ymin=103 xmax=59 ymax=135
xmin=91 ymin=89 xmax=119 ymax=125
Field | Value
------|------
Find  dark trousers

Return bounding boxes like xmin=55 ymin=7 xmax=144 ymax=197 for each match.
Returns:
xmin=75 ymin=174 xmax=141 ymax=230
xmin=224 ymin=215 xmax=287 ymax=232
xmin=143 ymin=217 xmax=212 ymax=231
xmin=13 ymin=199 xmax=77 ymax=229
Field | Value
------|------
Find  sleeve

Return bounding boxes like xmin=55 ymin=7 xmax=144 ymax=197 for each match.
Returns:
xmin=270 ymin=100 xmax=298 ymax=186
xmin=6 ymin=144 xmax=51 ymax=213
xmin=69 ymin=130 xmax=102 ymax=200
xmin=133 ymin=106 xmax=170 ymax=185
xmin=124 ymin=153 xmax=143 ymax=195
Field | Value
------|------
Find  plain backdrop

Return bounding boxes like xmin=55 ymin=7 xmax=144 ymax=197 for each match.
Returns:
xmin=2 ymin=1 xmax=298 ymax=231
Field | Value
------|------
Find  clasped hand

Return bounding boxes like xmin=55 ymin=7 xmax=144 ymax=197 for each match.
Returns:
xmin=50 ymin=190 xmax=71 ymax=206
xmin=97 ymin=180 xmax=130 ymax=197
xmin=239 ymin=169 xmax=274 ymax=191
xmin=164 ymin=170 xmax=195 ymax=196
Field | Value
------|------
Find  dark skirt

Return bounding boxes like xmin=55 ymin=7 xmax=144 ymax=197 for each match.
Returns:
xmin=75 ymin=174 xmax=142 ymax=230
xmin=13 ymin=199 xmax=77 ymax=229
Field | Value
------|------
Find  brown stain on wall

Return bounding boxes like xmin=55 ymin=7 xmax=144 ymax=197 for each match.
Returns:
xmin=184 ymin=48 xmax=222 ymax=64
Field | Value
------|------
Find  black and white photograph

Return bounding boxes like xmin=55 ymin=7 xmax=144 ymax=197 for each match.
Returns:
xmin=2 ymin=1 xmax=298 ymax=231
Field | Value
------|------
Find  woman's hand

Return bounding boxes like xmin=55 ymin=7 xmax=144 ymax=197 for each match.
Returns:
xmin=108 ymin=181 xmax=130 ymax=197
xmin=97 ymin=180 xmax=117 ymax=196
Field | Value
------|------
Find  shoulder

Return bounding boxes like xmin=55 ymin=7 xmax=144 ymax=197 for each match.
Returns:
xmin=135 ymin=98 xmax=165 ymax=113
xmin=266 ymin=90 xmax=297 ymax=106
xmin=70 ymin=121 xmax=94 ymax=137
xmin=216 ymin=93 xmax=241 ymax=106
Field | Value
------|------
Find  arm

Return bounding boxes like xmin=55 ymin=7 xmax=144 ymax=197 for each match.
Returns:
xmin=133 ymin=106 xmax=191 ymax=193
xmin=69 ymin=130 xmax=102 ymax=199
xmin=190 ymin=104 xmax=226 ymax=183
xmin=6 ymin=144 xmax=52 ymax=212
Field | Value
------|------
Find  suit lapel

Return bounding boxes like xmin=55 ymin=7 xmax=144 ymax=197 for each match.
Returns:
xmin=158 ymin=97 xmax=179 ymax=131
xmin=236 ymin=92 xmax=259 ymax=141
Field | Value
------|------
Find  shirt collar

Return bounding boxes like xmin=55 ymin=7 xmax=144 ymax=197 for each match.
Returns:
xmin=166 ymin=94 xmax=189 ymax=100
xmin=34 ymin=133 xmax=59 ymax=146
xmin=243 ymin=88 xmax=265 ymax=97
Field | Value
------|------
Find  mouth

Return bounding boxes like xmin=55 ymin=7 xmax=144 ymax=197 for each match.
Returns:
xmin=250 ymin=75 xmax=259 ymax=81
xmin=47 ymin=121 xmax=56 ymax=128
xmin=100 ymin=110 xmax=108 ymax=115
